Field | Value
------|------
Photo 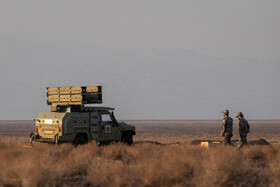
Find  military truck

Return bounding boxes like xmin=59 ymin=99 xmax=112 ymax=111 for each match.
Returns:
xmin=30 ymin=86 xmax=136 ymax=145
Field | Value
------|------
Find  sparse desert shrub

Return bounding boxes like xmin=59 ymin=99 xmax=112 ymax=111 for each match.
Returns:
xmin=197 ymin=147 xmax=248 ymax=186
xmin=267 ymin=145 xmax=280 ymax=186
xmin=0 ymin=143 xmax=59 ymax=187
xmin=244 ymin=146 xmax=266 ymax=160
xmin=0 ymin=140 xmax=279 ymax=187
xmin=86 ymin=144 xmax=201 ymax=187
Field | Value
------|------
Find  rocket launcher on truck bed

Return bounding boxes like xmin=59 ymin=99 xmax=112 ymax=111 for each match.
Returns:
xmin=47 ymin=86 xmax=102 ymax=112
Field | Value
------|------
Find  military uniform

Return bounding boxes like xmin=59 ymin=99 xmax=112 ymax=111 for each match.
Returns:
xmin=221 ymin=115 xmax=233 ymax=145
xmin=238 ymin=118 xmax=249 ymax=147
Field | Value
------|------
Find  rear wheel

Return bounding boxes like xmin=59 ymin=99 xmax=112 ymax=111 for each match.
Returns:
xmin=73 ymin=136 xmax=86 ymax=146
xmin=121 ymin=135 xmax=133 ymax=145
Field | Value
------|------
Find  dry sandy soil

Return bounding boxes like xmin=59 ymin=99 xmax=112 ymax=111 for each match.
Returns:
xmin=0 ymin=120 xmax=280 ymax=186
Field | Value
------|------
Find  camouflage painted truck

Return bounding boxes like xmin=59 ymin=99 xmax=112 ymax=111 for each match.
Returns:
xmin=30 ymin=86 xmax=136 ymax=145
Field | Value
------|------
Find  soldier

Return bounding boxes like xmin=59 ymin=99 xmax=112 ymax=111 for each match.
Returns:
xmin=220 ymin=110 xmax=233 ymax=145
xmin=236 ymin=112 xmax=250 ymax=147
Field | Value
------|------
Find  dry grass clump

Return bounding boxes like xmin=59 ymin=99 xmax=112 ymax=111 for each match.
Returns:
xmin=0 ymin=143 xmax=59 ymax=187
xmin=266 ymin=144 xmax=280 ymax=186
xmin=0 ymin=141 xmax=280 ymax=187
xmin=197 ymin=147 xmax=247 ymax=186
xmin=86 ymin=144 xmax=201 ymax=187
xmin=244 ymin=146 xmax=267 ymax=160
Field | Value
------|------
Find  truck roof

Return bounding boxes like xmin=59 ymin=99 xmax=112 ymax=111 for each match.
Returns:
xmin=82 ymin=107 xmax=115 ymax=112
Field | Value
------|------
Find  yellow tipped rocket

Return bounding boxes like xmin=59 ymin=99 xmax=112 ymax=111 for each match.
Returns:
xmin=47 ymin=86 xmax=102 ymax=111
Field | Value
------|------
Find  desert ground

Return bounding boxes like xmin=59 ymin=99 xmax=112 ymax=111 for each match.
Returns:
xmin=0 ymin=120 xmax=280 ymax=186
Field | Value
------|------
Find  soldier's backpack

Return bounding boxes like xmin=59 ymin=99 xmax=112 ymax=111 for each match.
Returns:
xmin=245 ymin=120 xmax=250 ymax=133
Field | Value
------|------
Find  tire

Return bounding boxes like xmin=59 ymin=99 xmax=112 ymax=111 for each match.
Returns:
xmin=73 ymin=136 xmax=86 ymax=146
xmin=121 ymin=135 xmax=133 ymax=145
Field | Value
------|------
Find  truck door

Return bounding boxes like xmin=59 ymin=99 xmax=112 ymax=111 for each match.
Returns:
xmin=100 ymin=112 xmax=117 ymax=141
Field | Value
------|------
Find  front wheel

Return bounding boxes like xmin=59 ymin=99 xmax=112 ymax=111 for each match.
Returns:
xmin=121 ymin=135 xmax=133 ymax=145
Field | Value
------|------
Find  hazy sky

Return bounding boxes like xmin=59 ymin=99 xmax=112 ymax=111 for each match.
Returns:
xmin=0 ymin=1 xmax=279 ymax=120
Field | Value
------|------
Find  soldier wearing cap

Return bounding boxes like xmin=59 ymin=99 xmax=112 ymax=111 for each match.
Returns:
xmin=236 ymin=112 xmax=250 ymax=147
xmin=220 ymin=110 xmax=233 ymax=145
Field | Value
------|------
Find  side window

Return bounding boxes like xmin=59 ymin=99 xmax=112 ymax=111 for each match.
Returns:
xmin=101 ymin=114 xmax=112 ymax=123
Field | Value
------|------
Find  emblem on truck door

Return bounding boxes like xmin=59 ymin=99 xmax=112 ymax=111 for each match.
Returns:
xmin=105 ymin=125 xmax=111 ymax=133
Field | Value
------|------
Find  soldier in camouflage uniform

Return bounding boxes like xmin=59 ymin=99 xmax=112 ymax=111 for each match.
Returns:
xmin=220 ymin=110 xmax=233 ymax=145
xmin=236 ymin=112 xmax=250 ymax=147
